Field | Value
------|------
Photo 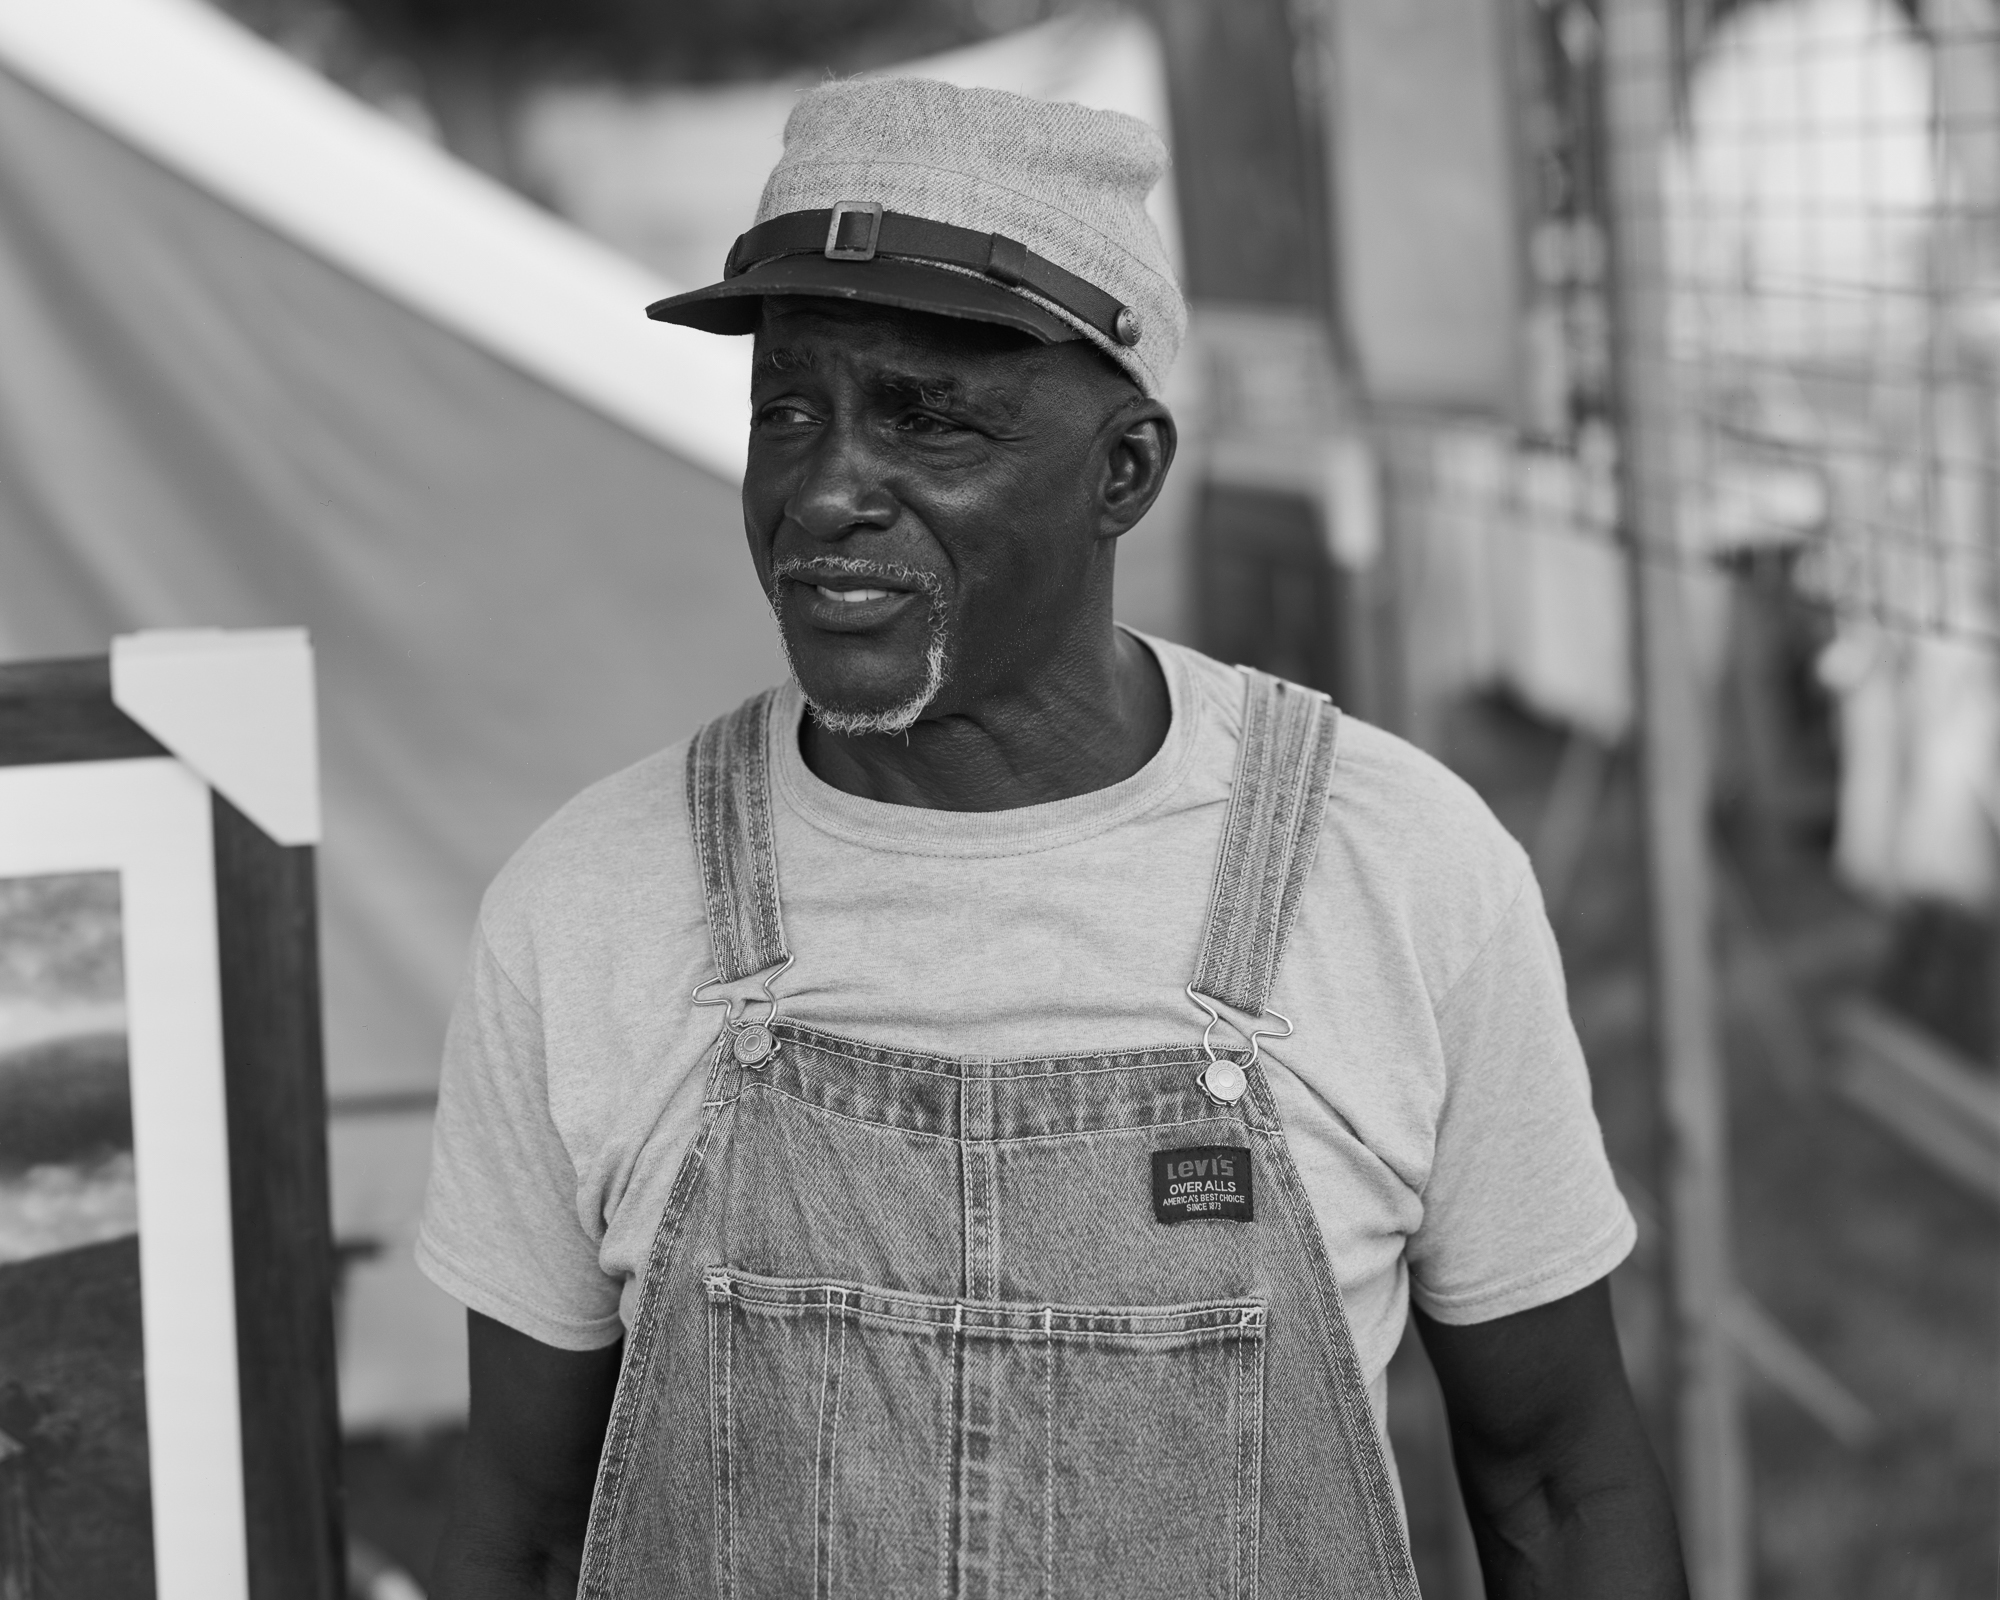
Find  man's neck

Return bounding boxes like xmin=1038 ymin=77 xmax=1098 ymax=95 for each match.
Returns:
xmin=798 ymin=627 xmax=1171 ymax=812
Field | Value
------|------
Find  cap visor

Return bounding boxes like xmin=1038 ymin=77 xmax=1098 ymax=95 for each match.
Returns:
xmin=646 ymin=255 xmax=1081 ymax=343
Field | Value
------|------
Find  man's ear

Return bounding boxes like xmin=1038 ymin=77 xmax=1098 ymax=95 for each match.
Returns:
xmin=1096 ymin=402 xmax=1178 ymax=539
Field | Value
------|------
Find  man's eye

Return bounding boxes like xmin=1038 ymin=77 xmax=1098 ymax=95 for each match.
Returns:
xmin=897 ymin=411 xmax=960 ymax=435
xmin=758 ymin=403 xmax=817 ymax=427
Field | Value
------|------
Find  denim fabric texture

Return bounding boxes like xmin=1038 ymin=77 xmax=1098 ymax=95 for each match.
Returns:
xmin=1190 ymin=678 xmax=1341 ymax=1018
xmin=575 ymin=669 xmax=1421 ymax=1599
xmin=688 ymin=690 xmax=790 ymax=985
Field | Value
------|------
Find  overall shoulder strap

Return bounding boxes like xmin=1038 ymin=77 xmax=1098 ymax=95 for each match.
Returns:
xmin=686 ymin=688 xmax=790 ymax=984
xmin=1190 ymin=669 xmax=1342 ymax=1018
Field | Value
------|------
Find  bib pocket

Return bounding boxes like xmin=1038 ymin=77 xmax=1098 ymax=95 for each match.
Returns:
xmin=705 ymin=1267 xmax=1267 ymax=1600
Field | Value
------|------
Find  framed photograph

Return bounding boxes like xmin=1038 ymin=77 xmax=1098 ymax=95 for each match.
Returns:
xmin=0 ymin=652 xmax=342 ymax=1600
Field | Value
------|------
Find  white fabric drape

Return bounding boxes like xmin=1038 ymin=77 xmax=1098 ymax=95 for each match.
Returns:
xmin=0 ymin=63 xmax=782 ymax=1422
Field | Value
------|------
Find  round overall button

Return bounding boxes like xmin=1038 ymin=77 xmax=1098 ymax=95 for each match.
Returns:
xmin=1201 ymin=1059 xmax=1247 ymax=1105
xmin=732 ymin=1022 xmax=776 ymax=1067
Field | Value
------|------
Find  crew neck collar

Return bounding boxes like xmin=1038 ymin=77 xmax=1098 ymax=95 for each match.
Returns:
xmin=771 ymin=630 xmax=1200 ymax=858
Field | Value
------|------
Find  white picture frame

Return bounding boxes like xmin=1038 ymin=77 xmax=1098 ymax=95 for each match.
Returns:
xmin=0 ymin=756 xmax=250 ymax=1600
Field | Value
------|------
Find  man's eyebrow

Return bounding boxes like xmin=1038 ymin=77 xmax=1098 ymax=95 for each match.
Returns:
xmin=752 ymin=345 xmax=815 ymax=378
xmin=868 ymin=366 xmax=1022 ymax=422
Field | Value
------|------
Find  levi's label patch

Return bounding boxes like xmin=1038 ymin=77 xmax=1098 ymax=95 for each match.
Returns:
xmin=1152 ymin=1145 xmax=1253 ymax=1224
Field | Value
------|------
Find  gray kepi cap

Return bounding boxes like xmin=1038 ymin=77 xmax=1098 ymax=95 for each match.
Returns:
xmin=646 ymin=77 xmax=1186 ymax=396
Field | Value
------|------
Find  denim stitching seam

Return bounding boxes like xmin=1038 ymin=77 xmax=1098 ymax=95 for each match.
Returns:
xmin=725 ymin=1078 xmax=1263 ymax=1146
xmin=573 ymin=1049 xmax=731 ymax=1598
xmin=786 ymin=1043 xmax=1223 ymax=1082
xmin=774 ymin=1023 xmax=1227 ymax=1075
xmin=725 ymin=1294 xmax=1263 ymax=1342
xmin=1189 ymin=666 xmax=1263 ymax=1002
xmin=1230 ymin=1330 xmax=1245 ymax=1600
xmin=945 ymin=1302 xmax=966 ymax=1600
xmin=726 ymin=1292 xmax=740 ymax=1600
xmin=812 ymin=1297 xmax=833 ymax=1600
xmin=692 ymin=690 xmax=792 ymax=985
xmin=741 ymin=693 xmax=789 ymax=973
xmin=1041 ymin=1309 xmax=1055 ymax=1600
xmin=1243 ymin=1321 xmax=1266 ymax=1599
xmin=1191 ymin=673 xmax=1341 ymax=1019
xmin=829 ymin=1307 xmax=848 ymax=1597
xmin=1260 ymin=1078 xmax=1421 ymax=1598
xmin=724 ymin=705 xmax=754 ymax=975
xmin=958 ymin=1083 xmax=976 ymax=1303
xmin=688 ymin=726 xmax=735 ymax=982
xmin=812 ymin=1297 xmax=847 ymax=1600
xmin=1266 ymin=702 xmax=1341 ymax=1006
xmin=983 ymin=1088 xmax=999 ymax=1303
xmin=1198 ymin=669 xmax=1274 ymax=1009
xmin=709 ymin=1293 xmax=732 ymax=1600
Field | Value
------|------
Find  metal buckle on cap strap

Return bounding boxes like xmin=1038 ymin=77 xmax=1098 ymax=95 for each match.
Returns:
xmin=824 ymin=201 xmax=885 ymax=262
xmin=1186 ymin=984 xmax=1293 ymax=1106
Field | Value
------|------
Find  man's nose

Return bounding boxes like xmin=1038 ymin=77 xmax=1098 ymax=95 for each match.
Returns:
xmin=783 ymin=419 xmax=896 ymax=542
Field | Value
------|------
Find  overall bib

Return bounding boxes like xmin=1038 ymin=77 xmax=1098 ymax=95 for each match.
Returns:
xmin=577 ymin=671 xmax=1420 ymax=1600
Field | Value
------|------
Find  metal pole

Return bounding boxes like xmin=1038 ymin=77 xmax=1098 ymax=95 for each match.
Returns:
xmin=1148 ymin=0 xmax=1382 ymax=717
xmin=1596 ymin=1 xmax=1751 ymax=1596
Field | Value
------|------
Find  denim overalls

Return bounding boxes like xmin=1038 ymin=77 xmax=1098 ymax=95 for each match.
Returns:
xmin=577 ymin=670 xmax=1420 ymax=1600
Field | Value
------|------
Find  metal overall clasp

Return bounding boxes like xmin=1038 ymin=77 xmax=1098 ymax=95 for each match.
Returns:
xmin=1186 ymin=984 xmax=1293 ymax=1107
xmin=692 ymin=954 xmax=793 ymax=1070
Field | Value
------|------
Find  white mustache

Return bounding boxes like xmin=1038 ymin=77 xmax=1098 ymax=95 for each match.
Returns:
xmin=770 ymin=555 xmax=944 ymax=602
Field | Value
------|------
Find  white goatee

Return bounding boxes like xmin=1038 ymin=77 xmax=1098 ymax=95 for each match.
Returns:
xmin=769 ymin=556 xmax=950 ymax=736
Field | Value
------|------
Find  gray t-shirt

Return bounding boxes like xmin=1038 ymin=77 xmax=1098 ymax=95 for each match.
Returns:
xmin=418 ymin=636 xmax=1634 ymax=1443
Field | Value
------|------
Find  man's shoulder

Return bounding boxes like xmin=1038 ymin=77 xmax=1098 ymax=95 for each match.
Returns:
xmin=1150 ymin=637 xmax=1525 ymax=890
xmin=1318 ymin=710 xmax=1534 ymax=1001
xmin=475 ymin=727 xmax=715 ymax=984
xmin=485 ymin=682 xmax=796 ymax=920
xmin=1329 ymin=716 xmax=1526 ymax=882
xmin=496 ymin=740 xmax=686 ymax=888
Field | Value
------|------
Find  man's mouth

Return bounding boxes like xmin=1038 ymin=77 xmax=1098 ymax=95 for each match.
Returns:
xmin=778 ymin=570 xmax=925 ymax=634
xmin=816 ymin=585 xmax=895 ymax=605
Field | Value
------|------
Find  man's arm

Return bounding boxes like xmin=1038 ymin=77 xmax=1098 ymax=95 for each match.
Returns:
xmin=432 ymin=1312 xmax=622 ymax=1600
xmin=1418 ymin=1277 xmax=1688 ymax=1598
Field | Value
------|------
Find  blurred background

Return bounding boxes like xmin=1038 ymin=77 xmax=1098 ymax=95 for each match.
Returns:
xmin=0 ymin=0 xmax=1993 ymax=1594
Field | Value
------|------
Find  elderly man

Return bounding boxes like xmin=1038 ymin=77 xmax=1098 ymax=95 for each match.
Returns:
xmin=422 ymin=79 xmax=1683 ymax=1599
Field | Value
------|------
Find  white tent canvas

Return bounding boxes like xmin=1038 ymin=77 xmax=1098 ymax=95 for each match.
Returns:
xmin=0 ymin=0 xmax=782 ymax=1426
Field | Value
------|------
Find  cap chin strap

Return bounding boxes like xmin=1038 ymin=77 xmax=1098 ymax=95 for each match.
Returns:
xmin=722 ymin=206 xmax=1143 ymax=349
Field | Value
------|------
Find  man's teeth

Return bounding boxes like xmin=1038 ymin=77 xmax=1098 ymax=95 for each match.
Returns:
xmin=818 ymin=586 xmax=892 ymax=604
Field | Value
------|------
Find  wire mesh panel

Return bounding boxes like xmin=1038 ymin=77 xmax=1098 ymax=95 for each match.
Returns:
xmin=1387 ymin=0 xmax=1998 ymax=900
xmin=1373 ymin=1 xmax=1998 ymax=1593
xmin=1666 ymin=0 xmax=2000 ymax=645
xmin=1646 ymin=0 xmax=2000 ymax=932
xmin=1493 ymin=0 xmax=2000 ymax=640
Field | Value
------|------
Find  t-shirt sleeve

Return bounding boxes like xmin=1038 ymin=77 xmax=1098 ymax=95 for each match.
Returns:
xmin=1406 ymin=872 xmax=1636 ymax=1324
xmin=415 ymin=924 xmax=625 ymax=1351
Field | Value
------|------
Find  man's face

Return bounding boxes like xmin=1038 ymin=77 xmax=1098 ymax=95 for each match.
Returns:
xmin=744 ymin=297 xmax=1133 ymax=734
